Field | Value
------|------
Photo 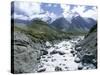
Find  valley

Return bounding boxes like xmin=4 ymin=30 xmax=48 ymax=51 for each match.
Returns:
xmin=12 ymin=19 xmax=97 ymax=73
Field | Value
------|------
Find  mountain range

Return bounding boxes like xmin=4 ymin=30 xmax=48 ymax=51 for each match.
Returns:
xmin=13 ymin=15 xmax=97 ymax=34
xmin=51 ymin=15 xmax=96 ymax=33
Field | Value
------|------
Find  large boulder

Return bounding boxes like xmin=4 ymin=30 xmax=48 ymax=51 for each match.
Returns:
xmin=55 ymin=66 xmax=62 ymax=71
xmin=12 ymin=32 xmax=42 ymax=73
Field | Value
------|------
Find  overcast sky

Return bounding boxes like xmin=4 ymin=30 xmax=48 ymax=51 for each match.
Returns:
xmin=11 ymin=1 xmax=97 ymax=21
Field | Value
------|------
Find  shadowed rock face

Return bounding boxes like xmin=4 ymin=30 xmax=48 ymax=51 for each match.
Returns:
xmin=76 ymin=24 xmax=97 ymax=68
xmin=13 ymin=32 xmax=42 ymax=73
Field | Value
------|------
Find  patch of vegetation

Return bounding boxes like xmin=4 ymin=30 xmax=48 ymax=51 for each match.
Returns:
xmin=85 ymin=24 xmax=97 ymax=38
xmin=89 ymin=24 xmax=97 ymax=33
xmin=14 ymin=19 xmax=71 ymax=42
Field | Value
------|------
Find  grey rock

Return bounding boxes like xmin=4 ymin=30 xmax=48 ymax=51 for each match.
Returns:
xmin=13 ymin=32 xmax=42 ymax=73
xmin=74 ymin=57 xmax=81 ymax=63
xmin=75 ymin=46 xmax=82 ymax=52
xmin=58 ymin=51 xmax=66 ymax=55
xmin=65 ymin=67 xmax=68 ymax=69
xmin=70 ymin=50 xmax=75 ymax=54
xmin=41 ymin=49 xmax=48 ymax=55
xmin=50 ymin=50 xmax=65 ymax=55
xmin=51 ymin=59 xmax=56 ymax=62
xmin=78 ymin=64 xmax=83 ymax=70
xmin=76 ymin=25 xmax=97 ymax=69
xmin=37 ymin=68 xmax=46 ymax=72
xmin=82 ymin=54 xmax=95 ymax=64
xmin=47 ymin=56 xmax=51 ymax=58
xmin=55 ymin=66 xmax=62 ymax=71
xmin=50 ymin=50 xmax=58 ymax=55
xmin=43 ymin=59 xmax=48 ymax=62
xmin=64 ymin=59 xmax=67 ymax=61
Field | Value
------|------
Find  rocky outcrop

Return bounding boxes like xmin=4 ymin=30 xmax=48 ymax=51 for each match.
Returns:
xmin=13 ymin=31 xmax=44 ymax=73
xmin=76 ymin=24 xmax=97 ymax=68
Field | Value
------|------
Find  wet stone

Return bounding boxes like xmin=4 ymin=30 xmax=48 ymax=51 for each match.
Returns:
xmin=55 ymin=46 xmax=59 ymax=49
xmin=82 ymin=54 xmax=95 ymax=64
xmin=75 ymin=47 xmax=82 ymax=51
xmin=41 ymin=50 xmax=48 ymax=55
xmin=43 ymin=59 xmax=48 ymax=62
xmin=38 ymin=65 xmax=44 ymax=68
xmin=50 ymin=50 xmax=58 ymax=55
xmin=59 ymin=64 xmax=62 ymax=65
xmin=63 ymin=64 xmax=66 ymax=66
xmin=64 ymin=59 xmax=67 ymax=61
xmin=55 ymin=66 xmax=62 ymax=71
xmin=74 ymin=57 xmax=81 ymax=63
xmin=58 ymin=52 xmax=66 ymax=55
xmin=73 ymin=54 xmax=76 ymax=57
xmin=41 ymin=56 xmax=46 ymax=58
xmin=37 ymin=57 xmax=41 ymax=60
xmin=70 ymin=50 xmax=74 ymax=54
xmin=65 ymin=67 xmax=68 ymax=69
xmin=37 ymin=68 xmax=46 ymax=72
xmin=78 ymin=64 xmax=83 ymax=70
xmin=66 ymin=49 xmax=68 ymax=50
xmin=51 ymin=59 xmax=56 ymax=62
xmin=47 ymin=56 xmax=51 ymax=58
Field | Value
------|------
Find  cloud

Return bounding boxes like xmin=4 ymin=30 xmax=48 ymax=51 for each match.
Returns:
xmin=60 ymin=4 xmax=97 ymax=20
xmin=49 ymin=12 xmax=57 ymax=22
xmin=53 ymin=4 xmax=58 ymax=7
xmin=71 ymin=6 xmax=85 ymax=15
xmin=82 ymin=9 xmax=97 ymax=20
xmin=13 ymin=1 xmax=44 ymax=20
xmin=60 ymin=4 xmax=70 ymax=12
xmin=47 ymin=3 xmax=58 ymax=8
xmin=13 ymin=2 xmax=97 ymax=21
xmin=29 ymin=11 xmax=57 ymax=22
xmin=60 ymin=4 xmax=74 ymax=22
xmin=71 ymin=5 xmax=97 ymax=20
xmin=13 ymin=12 xmax=29 ymax=20
xmin=47 ymin=4 xmax=52 ymax=7
xmin=60 ymin=5 xmax=86 ymax=18
xmin=13 ymin=1 xmax=57 ymax=22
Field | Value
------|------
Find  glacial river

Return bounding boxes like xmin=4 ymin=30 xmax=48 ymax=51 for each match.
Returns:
xmin=37 ymin=36 xmax=95 ymax=72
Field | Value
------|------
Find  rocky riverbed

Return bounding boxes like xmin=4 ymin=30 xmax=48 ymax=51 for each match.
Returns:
xmin=37 ymin=36 xmax=96 ymax=72
xmin=13 ymin=31 xmax=97 ymax=73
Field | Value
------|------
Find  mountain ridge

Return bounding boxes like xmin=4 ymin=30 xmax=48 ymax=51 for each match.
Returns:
xmin=51 ymin=16 xmax=96 ymax=33
xmin=13 ymin=15 xmax=97 ymax=34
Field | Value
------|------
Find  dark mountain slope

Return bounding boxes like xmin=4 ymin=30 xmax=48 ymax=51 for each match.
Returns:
xmin=51 ymin=16 xmax=96 ymax=33
xmin=51 ymin=17 xmax=71 ymax=30
xmin=76 ymin=24 xmax=97 ymax=68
